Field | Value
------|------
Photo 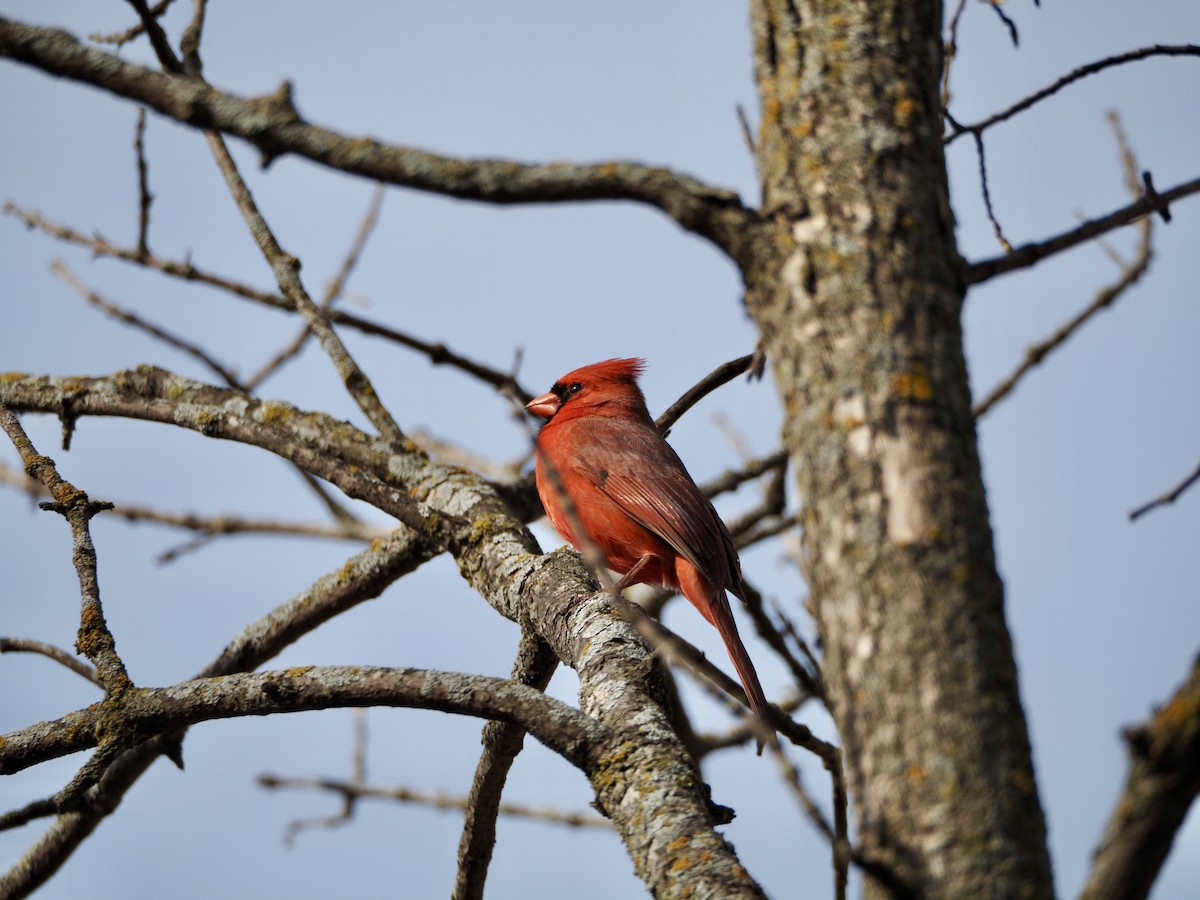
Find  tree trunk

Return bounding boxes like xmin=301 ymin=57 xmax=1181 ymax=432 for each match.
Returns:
xmin=744 ymin=2 xmax=1054 ymax=895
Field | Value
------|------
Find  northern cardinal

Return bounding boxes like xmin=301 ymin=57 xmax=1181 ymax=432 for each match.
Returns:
xmin=526 ymin=358 xmax=771 ymax=738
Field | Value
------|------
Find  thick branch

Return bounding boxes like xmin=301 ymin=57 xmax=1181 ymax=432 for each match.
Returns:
xmin=0 ymin=666 xmax=604 ymax=776
xmin=1079 ymin=655 xmax=1200 ymax=900
xmin=0 ymin=16 xmax=756 ymax=255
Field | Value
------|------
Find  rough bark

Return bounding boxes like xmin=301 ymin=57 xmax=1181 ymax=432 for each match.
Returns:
xmin=1080 ymin=656 xmax=1200 ymax=900
xmin=743 ymin=2 xmax=1054 ymax=895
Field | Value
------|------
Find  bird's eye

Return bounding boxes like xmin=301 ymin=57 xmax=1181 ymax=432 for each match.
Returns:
xmin=567 ymin=382 xmax=583 ymax=395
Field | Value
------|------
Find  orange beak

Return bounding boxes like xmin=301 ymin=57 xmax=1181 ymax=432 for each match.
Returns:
xmin=525 ymin=391 xmax=561 ymax=419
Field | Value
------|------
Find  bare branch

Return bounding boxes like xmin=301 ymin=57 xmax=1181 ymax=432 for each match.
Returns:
xmin=0 ymin=637 xmax=99 ymax=686
xmin=125 ymin=0 xmax=183 ymax=73
xmin=739 ymin=577 xmax=824 ymax=702
xmin=966 ymin=170 xmax=1193 ymax=284
xmin=0 ymin=403 xmax=129 ymax=695
xmin=1080 ymin=654 xmax=1200 ymax=900
xmin=133 ymin=108 xmax=152 ymax=256
xmin=348 ymin=320 xmax=533 ymax=404
xmin=270 ymin=709 xmax=368 ymax=845
xmin=702 ymin=449 xmax=787 ymax=499
xmin=940 ymin=0 xmax=968 ymax=109
xmin=1129 ymin=460 xmax=1200 ymax=522
xmin=0 ymin=665 xmax=606 ymax=777
xmin=946 ymin=45 xmax=1200 ymax=145
xmin=245 ymin=183 xmax=385 ymax=392
xmin=3 ymin=202 xmax=537 ymax=403
xmin=260 ymin=775 xmax=607 ymax=832
xmin=657 ymin=353 xmax=757 ymax=436
xmin=455 ymin=629 xmax=560 ymax=900
xmin=3 ymin=202 xmax=286 ymax=309
xmin=974 ymin=113 xmax=1153 ymax=417
xmin=202 ymin=130 xmax=406 ymax=443
xmin=0 ymin=461 xmax=388 ymax=547
xmin=0 ymin=797 xmax=58 ymax=833
xmin=51 ymin=259 xmax=242 ymax=387
xmin=178 ymin=0 xmax=207 ymax=75
xmin=971 ymin=132 xmax=1012 ymax=252
xmin=985 ymin=0 xmax=1020 ymax=47
xmin=48 ymin=258 xmax=368 ymax=531
xmin=90 ymin=0 xmax=174 ymax=48
xmin=0 ymin=16 xmax=756 ymax=256
xmin=736 ymin=104 xmax=756 ymax=157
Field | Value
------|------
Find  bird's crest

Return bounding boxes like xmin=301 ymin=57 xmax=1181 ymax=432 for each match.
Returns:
xmin=560 ymin=357 xmax=645 ymax=387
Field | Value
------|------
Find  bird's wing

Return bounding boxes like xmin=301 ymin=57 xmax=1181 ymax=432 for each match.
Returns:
xmin=568 ymin=418 xmax=740 ymax=590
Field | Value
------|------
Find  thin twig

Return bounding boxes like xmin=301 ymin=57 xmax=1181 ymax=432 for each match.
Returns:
xmin=202 ymin=130 xmax=406 ymax=443
xmin=946 ymin=45 xmax=1200 ymax=145
xmin=1 ymin=455 xmax=382 ymax=556
xmin=134 ymin=108 xmax=152 ymax=256
xmin=974 ymin=113 xmax=1153 ymax=418
xmin=656 ymin=353 xmax=756 ymax=436
xmin=702 ymin=449 xmax=787 ymax=499
xmin=986 ymin=0 xmax=1020 ymax=47
xmin=51 ymin=260 xmax=242 ymax=387
xmin=3 ymin=203 xmax=536 ymax=403
xmin=940 ymin=0 xmax=970 ymax=109
xmin=768 ymin=742 xmax=847 ymax=900
xmin=269 ymin=710 xmax=367 ymax=845
xmin=691 ymin=692 xmax=805 ymax=756
xmin=0 ymin=637 xmax=100 ymax=686
xmin=89 ymin=0 xmax=174 ymax=48
xmin=736 ymin=104 xmax=757 ymax=157
xmin=739 ymin=576 xmax=823 ymax=702
xmin=1129 ymin=460 xmax=1200 ymax=522
xmin=973 ymin=132 xmax=1012 ymax=252
xmin=965 ymin=172 xmax=1194 ymax=284
xmin=258 ymin=775 xmax=607 ymax=831
xmin=770 ymin=597 xmax=826 ymax=698
xmin=49 ymin=256 xmax=364 ymax=530
xmin=244 ymin=183 xmax=386 ymax=392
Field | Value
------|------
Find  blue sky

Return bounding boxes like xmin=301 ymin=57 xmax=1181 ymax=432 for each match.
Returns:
xmin=1 ymin=3 xmax=1198 ymax=898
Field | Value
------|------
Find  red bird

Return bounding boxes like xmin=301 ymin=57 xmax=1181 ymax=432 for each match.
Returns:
xmin=526 ymin=358 xmax=771 ymax=736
